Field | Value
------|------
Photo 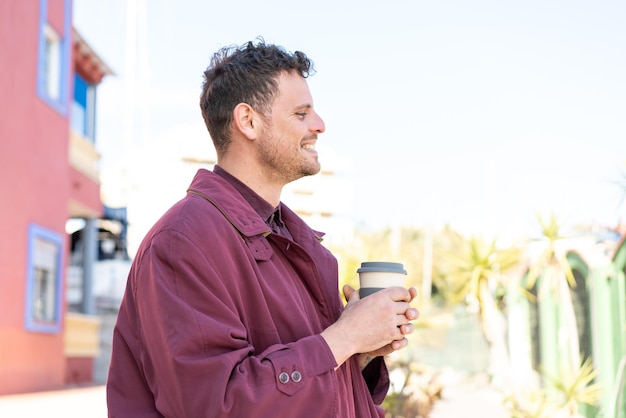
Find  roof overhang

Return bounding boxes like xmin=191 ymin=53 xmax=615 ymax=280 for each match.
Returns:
xmin=73 ymin=28 xmax=114 ymax=84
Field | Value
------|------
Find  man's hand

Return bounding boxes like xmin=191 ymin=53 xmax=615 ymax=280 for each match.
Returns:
xmin=321 ymin=285 xmax=419 ymax=369
xmin=354 ymin=286 xmax=419 ymax=369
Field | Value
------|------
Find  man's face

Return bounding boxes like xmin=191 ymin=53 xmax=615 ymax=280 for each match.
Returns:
xmin=256 ymin=71 xmax=326 ymax=185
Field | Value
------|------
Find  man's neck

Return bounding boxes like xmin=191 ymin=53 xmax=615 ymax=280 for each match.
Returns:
xmin=217 ymin=160 xmax=283 ymax=207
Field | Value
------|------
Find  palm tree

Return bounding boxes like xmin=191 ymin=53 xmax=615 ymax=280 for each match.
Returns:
xmin=442 ymin=232 xmax=522 ymax=385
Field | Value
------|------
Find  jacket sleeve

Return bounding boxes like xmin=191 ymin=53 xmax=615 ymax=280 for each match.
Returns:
xmin=128 ymin=228 xmax=340 ymax=417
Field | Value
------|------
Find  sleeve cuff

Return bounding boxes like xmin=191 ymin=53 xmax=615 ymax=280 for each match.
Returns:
xmin=266 ymin=334 xmax=337 ymax=396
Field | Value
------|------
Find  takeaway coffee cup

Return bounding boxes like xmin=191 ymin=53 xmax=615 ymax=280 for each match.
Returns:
xmin=357 ymin=261 xmax=407 ymax=298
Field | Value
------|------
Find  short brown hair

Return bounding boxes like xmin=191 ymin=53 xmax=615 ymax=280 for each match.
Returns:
xmin=199 ymin=38 xmax=314 ymax=155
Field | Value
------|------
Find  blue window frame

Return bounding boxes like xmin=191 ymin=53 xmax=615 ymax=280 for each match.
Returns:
xmin=24 ymin=224 xmax=65 ymax=333
xmin=36 ymin=0 xmax=72 ymax=116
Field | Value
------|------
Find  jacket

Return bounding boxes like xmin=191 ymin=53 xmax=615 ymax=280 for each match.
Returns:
xmin=106 ymin=168 xmax=389 ymax=417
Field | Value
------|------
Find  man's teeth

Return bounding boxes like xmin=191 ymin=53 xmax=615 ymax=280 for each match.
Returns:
xmin=302 ymin=144 xmax=315 ymax=150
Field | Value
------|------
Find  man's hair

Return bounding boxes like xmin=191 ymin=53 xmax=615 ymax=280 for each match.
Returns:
xmin=199 ymin=38 xmax=314 ymax=155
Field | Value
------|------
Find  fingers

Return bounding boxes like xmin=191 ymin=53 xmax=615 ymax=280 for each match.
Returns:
xmin=342 ymin=285 xmax=359 ymax=302
xmin=367 ymin=335 xmax=410 ymax=359
xmin=395 ymin=307 xmax=418 ymax=338
xmin=390 ymin=337 xmax=408 ymax=351
xmin=394 ymin=312 xmax=416 ymax=329
xmin=383 ymin=286 xmax=418 ymax=303
xmin=341 ymin=285 xmax=418 ymax=355
xmin=386 ymin=286 xmax=412 ymax=302
xmin=405 ymin=307 xmax=419 ymax=320
xmin=398 ymin=323 xmax=414 ymax=335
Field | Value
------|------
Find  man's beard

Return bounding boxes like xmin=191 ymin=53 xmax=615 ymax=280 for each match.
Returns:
xmin=257 ymin=131 xmax=320 ymax=185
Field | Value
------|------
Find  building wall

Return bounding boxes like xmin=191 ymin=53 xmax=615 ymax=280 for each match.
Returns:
xmin=0 ymin=0 xmax=103 ymax=395
xmin=69 ymin=165 xmax=102 ymax=217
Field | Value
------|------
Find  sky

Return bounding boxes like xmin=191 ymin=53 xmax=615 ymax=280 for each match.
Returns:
xmin=74 ymin=0 xmax=626 ymax=243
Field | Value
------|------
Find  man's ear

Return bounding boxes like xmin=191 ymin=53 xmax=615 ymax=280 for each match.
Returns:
xmin=233 ymin=103 xmax=260 ymax=140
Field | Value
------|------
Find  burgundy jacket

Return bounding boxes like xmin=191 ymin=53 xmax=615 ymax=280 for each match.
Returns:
xmin=106 ymin=169 xmax=389 ymax=417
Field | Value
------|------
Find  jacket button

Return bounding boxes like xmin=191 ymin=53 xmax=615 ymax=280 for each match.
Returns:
xmin=291 ymin=371 xmax=302 ymax=383
xmin=279 ymin=372 xmax=290 ymax=384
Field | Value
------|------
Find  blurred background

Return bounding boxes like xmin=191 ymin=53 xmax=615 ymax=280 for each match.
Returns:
xmin=1 ymin=0 xmax=625 ymax=417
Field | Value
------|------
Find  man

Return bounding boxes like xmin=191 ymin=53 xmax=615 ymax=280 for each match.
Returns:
xmin=107 ymin=39 xmax=419 ymax=417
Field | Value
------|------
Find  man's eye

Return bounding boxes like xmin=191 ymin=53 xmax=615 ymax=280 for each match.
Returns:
xmin=296 ymin=112 xmax=307 ymax=119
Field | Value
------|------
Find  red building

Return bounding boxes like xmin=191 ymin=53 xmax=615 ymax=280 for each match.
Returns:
xmin=0 ymin=0 xmax=112 ymax=394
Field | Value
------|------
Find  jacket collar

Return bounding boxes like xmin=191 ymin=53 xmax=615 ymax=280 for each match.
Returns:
xmin=186 ymin=169 xmax=271 ymax=238
xmin=186 ymin=168 xmax=326 ymax=243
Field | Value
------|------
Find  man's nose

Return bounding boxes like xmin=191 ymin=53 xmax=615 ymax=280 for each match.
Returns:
xmin=311 ymin=111 xmax=326 ymax=134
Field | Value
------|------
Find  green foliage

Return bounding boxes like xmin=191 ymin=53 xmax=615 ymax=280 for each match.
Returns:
xmin=435 ymin=230 xmax=522 ymax=311
xmin=525 ymin=212 xmax=577 ymax=292
xmin=524 ymin=212 xmax=584 ymax=379
xmin=504 ymin=389 xmax=553 ymax=418
xmin=504 ymin=357 xmax=602 ymax=418
xmin=544 ymin=356 xmax=602 ymax=411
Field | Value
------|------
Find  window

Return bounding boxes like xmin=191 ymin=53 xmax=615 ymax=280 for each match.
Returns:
xmin=25 ymin=224 xmax=64 ymax=333
xmin=70 ymin=73 xmax=96 ymax=141
xmin=36 ymin=0 xmax=71 ymax=115
xmin=42 ymin=25 xmax=61 ymax=101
